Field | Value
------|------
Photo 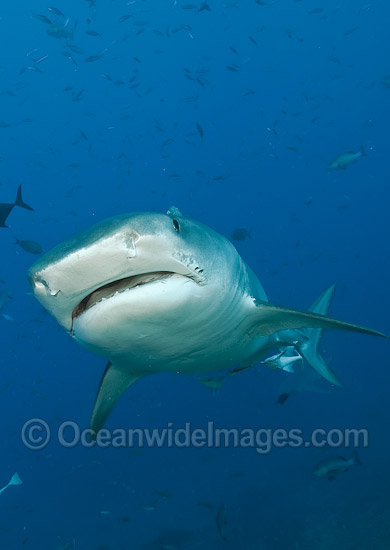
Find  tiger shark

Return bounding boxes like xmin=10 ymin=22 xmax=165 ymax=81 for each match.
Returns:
xmin=27 ymin=207 xmax=386 ymax=434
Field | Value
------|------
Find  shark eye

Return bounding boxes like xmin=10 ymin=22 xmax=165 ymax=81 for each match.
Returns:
xmin=172 ymin=219 xmax=180 ymax=232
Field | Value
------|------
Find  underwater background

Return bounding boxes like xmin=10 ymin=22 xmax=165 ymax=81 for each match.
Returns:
xmin=0 ymin=0 xmax=389 ymax=548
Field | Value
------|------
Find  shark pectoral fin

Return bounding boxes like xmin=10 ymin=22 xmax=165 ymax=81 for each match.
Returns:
xmin=253 ymin=301 xmax=387 ymax=339
xmin=90 ymin=362 xmax=144 ymax=436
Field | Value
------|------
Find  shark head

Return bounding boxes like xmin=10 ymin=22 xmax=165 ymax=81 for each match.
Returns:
xmin=27 ymin=207 xmax=247 ymax=367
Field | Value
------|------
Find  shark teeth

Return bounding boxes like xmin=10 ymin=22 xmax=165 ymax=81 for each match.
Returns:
xmin=71 ymin=271 xmax=199 ymax=324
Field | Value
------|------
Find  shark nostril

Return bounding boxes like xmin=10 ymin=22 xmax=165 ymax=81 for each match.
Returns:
xmin=33 ymin=279 xmax=60 ymax=296
xmin=34 ymin=281 xmax=45 ymax=290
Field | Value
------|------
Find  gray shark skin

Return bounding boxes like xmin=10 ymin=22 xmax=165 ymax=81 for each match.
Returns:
xmin=27 ymin=207 xmax=387 ymax=434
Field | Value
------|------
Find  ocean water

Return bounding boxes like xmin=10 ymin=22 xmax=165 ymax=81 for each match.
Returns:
xmin=0 ymin=0 xmax=389 ymax=548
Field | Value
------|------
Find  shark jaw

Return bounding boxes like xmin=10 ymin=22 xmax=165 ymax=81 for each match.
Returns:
xmin=27 ymin=207 xmax=253 ymax=376
xmin=71 ymin=271 xmax=200 ymax=325
xmin=27 ymin=211 xmax=207 ymax=334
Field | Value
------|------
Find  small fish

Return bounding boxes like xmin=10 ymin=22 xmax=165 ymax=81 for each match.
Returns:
xmin=47 ymin=23 xmax=73 ymax=39
xmin=0 ymin=472 xmax=23 ymax=496
xmin=85 ymin=49 xmax=107 ymax=62
xmin=66 ymin=43 xmax=85 ymax=54
xmin=0 ymin=290 xmax=12 ymax=310
xmin=26 ymin=48 xmax=39 ymax=57
xmin=160 ymin=137 xmax=175 ymax=150
xmin=344 ymin=26 xmax=359 ymax=36
xmin=313 ymin=452 xmax=361 ymax=480
xmin=19 ymin=65 xmax=43 ymax=74
xmin=61 ymin=52 xmax=77 ymax=66
xmin=48 ymin=7 xmax=65 ymax=17
xmin=31 ymin=12 xmax=52 ymax=24
xmin=196 ymin=122 xmax=204 ymax=138
xmin=230 ymin=471 xmax=244 ymax=479
xmin=86 ymin=30 xmax=102 ymax=37
xmin=230 ymin=227 xmax=251 ymax=241
xmin=2 ymin=313 xmax=15 ymax=322
xmin=277 ymin=392 xmax=290 ymax=405
xmin=308 ymin=8 xmax=325 ymax=14
xmin=227 ymin=365 xmax=252 ymax=377
xmin=15 ymin=239 xmax=43 ymax=255
xmin=198 ymin=376 xmax=224 ymax=391
xmin=118 ymin=516 xmax=131 ymax=523
xmin=119 ymin=14 xmax=132 ymax=23
xmin=198 ymin=1 xmax=211 ymax=11
xmin=57 ymin=540 xmax=75 ymax=550
xmin=216 ymin=504 xmax=228 ymax=542
xmin=153 ymin=489 xmax=173 ymax=499
xmin=262 ymin=348 xmax=302 ymax=373
xmin=72 ymin=89 xmax=85 ymax=101
xmin=210 ymin=174 xmax=230 ymax=182
xmin=198 ymin=501 xmax=214 ymax=510
xmin=327 ymin=147 xmax=366 ymax=170
xmin=381 ymin=75 xmax=390 ymax=89
xmin=183 ymin=94 xmax=199 ymax=102
xmin=33 ymin=55 xmax=49 ymax=64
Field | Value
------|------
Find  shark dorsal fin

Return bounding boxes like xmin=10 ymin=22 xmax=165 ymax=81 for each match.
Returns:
xmin=166 ymin=206 xmax=183 ymax=218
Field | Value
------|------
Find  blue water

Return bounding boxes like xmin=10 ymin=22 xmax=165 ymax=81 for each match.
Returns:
xmin=0 ymin=0 xmax=389 ymax=548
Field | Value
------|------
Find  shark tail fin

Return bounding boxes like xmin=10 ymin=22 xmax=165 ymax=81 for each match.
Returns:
xmin=299 ymin=340 xmax=341 ymax=386
xmin=90 ymin=362 xmax=144 ymax=437
xmin=298 ymin=285 xmax=341 ymax=386
xmin=14 ymin=185 xmax=34 ymax=211
xmin=253 ymin=286 xmax=387 ymax=385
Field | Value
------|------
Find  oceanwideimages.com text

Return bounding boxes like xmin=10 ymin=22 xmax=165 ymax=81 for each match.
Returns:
xmin=21 ymin=419 xmax=369 ymax=455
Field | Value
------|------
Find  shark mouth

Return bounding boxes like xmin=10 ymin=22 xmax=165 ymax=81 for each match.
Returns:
xmin=71 ymin=270 xmax=201 ymax=323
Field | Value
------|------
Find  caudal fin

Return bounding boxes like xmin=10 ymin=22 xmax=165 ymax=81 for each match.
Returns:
xmin=253 ymin=287 xmax=387 ymax=385
xmin=14 ymin=185 xmax=34 ymax=211
xmin=299 ymin=285 xmax=341 ymax=386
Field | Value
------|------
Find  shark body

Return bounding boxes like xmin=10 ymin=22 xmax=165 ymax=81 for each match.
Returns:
xmin=28 ymin=207 xmax=386 ymax=433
